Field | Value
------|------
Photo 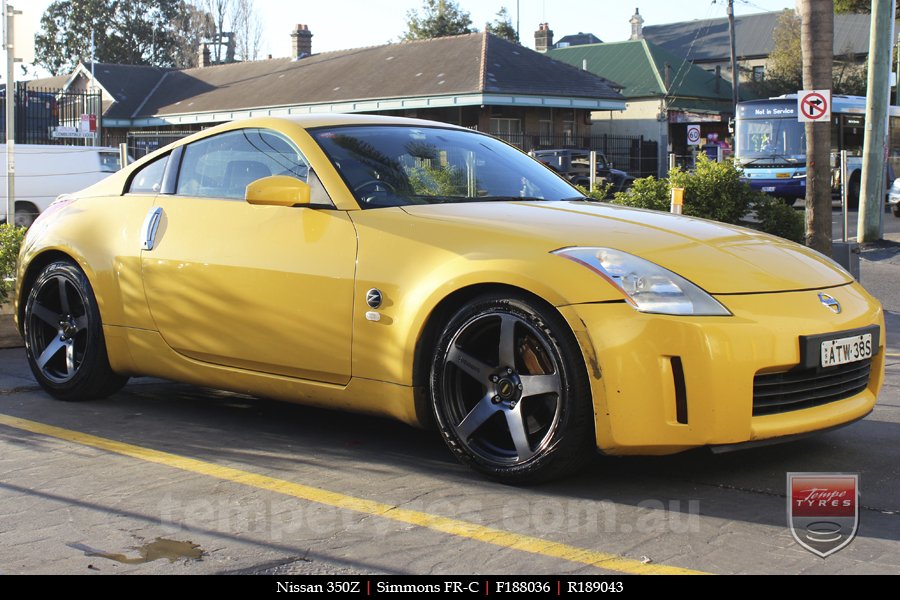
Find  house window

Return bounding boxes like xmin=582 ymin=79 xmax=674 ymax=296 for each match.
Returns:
xmin=540 ymin=120 xmax=553 ymax=145
xmin=563 ymin=120 xmax=576 ymax=146
xmin=752 ymin=65 xmax=765 ymax=81
xmin=490 ymin=118 xmax=522 ymax=136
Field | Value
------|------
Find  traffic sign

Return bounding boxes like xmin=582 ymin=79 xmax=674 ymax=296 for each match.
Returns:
xmin=687 ymin=124 xmax=701 ymax=145
xmin=798 ymin=89 xmax=831 ymax=122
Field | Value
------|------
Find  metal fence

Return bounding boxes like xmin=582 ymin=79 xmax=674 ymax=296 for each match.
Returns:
xmin=0 ymin=83 xmax=103 ymax=145
xmin=485 ymin=131 xmax=659 ymax=178
xmin=123 ymin=130 xmax=200 ymax=159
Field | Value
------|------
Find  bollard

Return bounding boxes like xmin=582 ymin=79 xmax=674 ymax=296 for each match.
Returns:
xmin=671 ymin=187 xmax=684 ymax=215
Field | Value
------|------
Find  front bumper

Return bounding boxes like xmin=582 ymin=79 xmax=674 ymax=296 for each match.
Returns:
xmin=743 ymin=177 xmax=806 ymax=199
xmin=559 ymin=283 xmax=885 ymax=455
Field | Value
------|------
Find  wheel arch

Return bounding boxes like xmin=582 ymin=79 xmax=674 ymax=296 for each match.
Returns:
xmin=17 ymin=249 xmax=82 ymax=334
xmin=410 ymin=282 xmax=589 ymax=429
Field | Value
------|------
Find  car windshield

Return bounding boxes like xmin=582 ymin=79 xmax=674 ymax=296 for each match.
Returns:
xmin=311 ymin=125 xmax=579 ymax=208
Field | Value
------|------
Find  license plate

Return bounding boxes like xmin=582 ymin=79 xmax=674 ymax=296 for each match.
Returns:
xmin=821 ymin=334 xmax=873 ymax=367
xmin=762 ymin=186 xmax=775 ymax=192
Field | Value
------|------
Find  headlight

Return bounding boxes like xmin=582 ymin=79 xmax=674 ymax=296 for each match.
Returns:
xmin=553 ymin=247 xmax=731 ymax=316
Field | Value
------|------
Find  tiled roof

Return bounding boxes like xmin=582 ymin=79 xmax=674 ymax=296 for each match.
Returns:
xmin=643 ymin=10 xmax=883 ymax=62
xmin=547 ymin=39 xmax=734 ymax=101
xmin=135 ymin=32 xmax=623 ymax=118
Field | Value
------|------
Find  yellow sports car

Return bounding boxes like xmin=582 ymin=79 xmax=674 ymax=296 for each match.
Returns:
xmin=15 ymin=115 xmax=884 ymax=483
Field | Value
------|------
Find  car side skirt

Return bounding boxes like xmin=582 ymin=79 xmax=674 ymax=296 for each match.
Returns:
xmin=104 ymin=325 xmax=422 ymax=427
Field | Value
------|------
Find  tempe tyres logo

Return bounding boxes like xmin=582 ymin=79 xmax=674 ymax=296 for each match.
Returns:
xmin=787 ymin=473 xmax=859 ymax=558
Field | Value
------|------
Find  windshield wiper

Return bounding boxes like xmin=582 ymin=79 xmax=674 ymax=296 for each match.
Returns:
xmin=740 ymin=154 xmax=800 ymax=166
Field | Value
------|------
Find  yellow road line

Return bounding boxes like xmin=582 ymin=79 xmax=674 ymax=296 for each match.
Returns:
xmin=0 ymin=413 xmax=706 ymax=575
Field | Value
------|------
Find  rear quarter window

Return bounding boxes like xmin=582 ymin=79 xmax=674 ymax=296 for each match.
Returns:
xmin=128 ymin=155 xmax=169 ymax=194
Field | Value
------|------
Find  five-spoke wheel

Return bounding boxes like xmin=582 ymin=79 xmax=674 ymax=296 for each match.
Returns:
xmin=23 ymin=260 xmax=127 ymax=400
xmin=430 ymin=293 xmax=593 ymax=483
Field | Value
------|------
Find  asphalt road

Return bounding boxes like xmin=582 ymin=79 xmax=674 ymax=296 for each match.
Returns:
xmin=0 ymin=213 xmax=897 ymax=575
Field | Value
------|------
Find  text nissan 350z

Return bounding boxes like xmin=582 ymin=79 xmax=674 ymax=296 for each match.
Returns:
xmin=15 ymin=115 xmax=885 ymax=483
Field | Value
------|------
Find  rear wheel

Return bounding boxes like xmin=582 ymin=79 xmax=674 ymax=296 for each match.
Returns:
xmin=23 ymin=260 xmax=127 ymax=401
xmin=430 ymin=293 xmax=594 ymax=483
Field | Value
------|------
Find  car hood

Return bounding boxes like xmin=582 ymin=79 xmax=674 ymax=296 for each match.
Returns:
xmin=400 ymin=201 xmax=851 ymax=294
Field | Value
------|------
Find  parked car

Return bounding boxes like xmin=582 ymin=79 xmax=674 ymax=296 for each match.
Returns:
xmin=16 ymin=115 xmax=884 ymax=483
xmin=531 ymin=148 xmax=634 ymax=195
xmin=888 ymin=178 xmax=900 ymax=217
xmin=0 ymin=144 xmax=124 ymax=227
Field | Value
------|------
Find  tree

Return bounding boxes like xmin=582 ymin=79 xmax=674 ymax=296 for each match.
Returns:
xmin=172 ymin=4 xmax=216 ymax=68
xmin=34 ymin=0 xmax=210 ymax=74
xmin=834 ymin=0 xmax=900 ymax=17
xmin=35 ymin=0 xmax=116 ymax=74
xmin=800 ymin=0 xmax=834 ymax=255
xmin=232 ymin=0 xmax=263 ymax=62
xmin=744 ymin=9 xmax=866 ymax=98
xmin=197 ymin=0 xmax=263 ymax=63
xmin=401 ymin=0 xmax=474 ymax=41
xmin=486 ymin=7 xmax=518 ymax=43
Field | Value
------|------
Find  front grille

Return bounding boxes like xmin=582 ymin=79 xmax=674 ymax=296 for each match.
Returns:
xmin=752 ymin=359 xmax=872 ymax=416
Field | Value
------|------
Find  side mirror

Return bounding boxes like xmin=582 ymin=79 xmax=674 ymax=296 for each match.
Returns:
xmin=245 ymin=175 xmax=311 ymax=207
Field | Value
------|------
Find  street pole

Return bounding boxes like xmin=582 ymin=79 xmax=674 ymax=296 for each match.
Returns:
xmin=3 ymin=3 xmax=15 ymax=226
xmin=858 ymin=0 xmax=894 ymax=243
xmin=895 ymin=31 xmax=900 ymax=106
xmin=727 ymin=0 xmax=739 ymax=111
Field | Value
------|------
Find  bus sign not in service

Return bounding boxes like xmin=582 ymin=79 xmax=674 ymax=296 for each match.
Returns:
xmin=798 ymin=89 xmax=831 ymax=123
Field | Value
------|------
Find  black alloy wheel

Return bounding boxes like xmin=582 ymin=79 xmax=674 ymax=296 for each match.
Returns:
xmin=23 ymin=260 xmax=127 ymax=401
xmin=430 ymin=293 xmax=594 ymax=483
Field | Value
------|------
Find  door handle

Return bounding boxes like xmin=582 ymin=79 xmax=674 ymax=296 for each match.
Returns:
xmin=140 ymin=206 xmax=163 ymax=251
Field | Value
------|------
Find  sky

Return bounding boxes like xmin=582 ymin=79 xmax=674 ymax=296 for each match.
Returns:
xmin=15 ymin=0 xmax=797 ymax=73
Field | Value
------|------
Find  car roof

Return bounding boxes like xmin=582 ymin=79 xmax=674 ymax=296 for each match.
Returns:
xmin=254 ymin=113 xmax=469 ymax=130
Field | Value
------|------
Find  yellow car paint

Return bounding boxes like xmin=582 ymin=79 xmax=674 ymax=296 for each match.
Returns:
xmin=15 ymin=114 xmax=885 ymax=459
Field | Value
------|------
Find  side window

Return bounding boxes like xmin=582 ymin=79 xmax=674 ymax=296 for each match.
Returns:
xmin=176 ymin=128 xmax=311 ymax=200
xmin=128 ymin=155 xmax=169 ymax=194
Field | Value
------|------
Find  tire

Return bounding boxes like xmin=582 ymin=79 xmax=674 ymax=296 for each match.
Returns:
xmin=23 ymin=260 xmax=127 ymax=401
xmin=848 ymin=173 xmax=860 ymax=211
xmin=892 ymin=204 xmax=900 ymax=218
xmin=430 ymin=292 xmax=594 ymax=484
xmin=14 ymin=204 xmax=38 ymax=229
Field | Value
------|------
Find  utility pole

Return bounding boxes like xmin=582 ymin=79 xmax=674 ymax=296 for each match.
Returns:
xmin=3 ymin=2 xmax=19 ymax=227
xmin=516 ymin=0 xmax=520 ymax=44
xmin=727 ymin=0 xmax=739 ymax=111
xmin=858 ymin=0 xmax=894 ymax=243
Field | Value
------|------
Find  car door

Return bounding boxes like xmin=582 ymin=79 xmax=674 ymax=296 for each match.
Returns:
xmin=140 ymin=127 xmax=356 ymax=384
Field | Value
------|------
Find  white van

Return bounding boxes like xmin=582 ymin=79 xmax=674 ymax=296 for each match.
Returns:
xmin=0 ymin=144 xmax=124 ymax=227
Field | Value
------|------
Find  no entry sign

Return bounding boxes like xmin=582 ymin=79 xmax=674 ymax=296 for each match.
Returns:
xmin=798 ymin=89 xmax=831 ymax=123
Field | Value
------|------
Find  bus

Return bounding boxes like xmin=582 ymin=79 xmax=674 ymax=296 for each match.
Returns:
xmin=734 ymin=94 xmax=900 ymax=208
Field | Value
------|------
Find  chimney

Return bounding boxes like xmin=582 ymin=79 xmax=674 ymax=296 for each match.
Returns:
xmin=534 ymin=23 xmax=554 ymax=52
xmin=292 ymin=24 xmax=313 ymax=60
xmin=199 ymin=42 xmax=211 ymax=67
xmin=629 ymin=8 xmax=644 ymax=40
xmin=664 ymin=62 xmax=671 ymax=90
